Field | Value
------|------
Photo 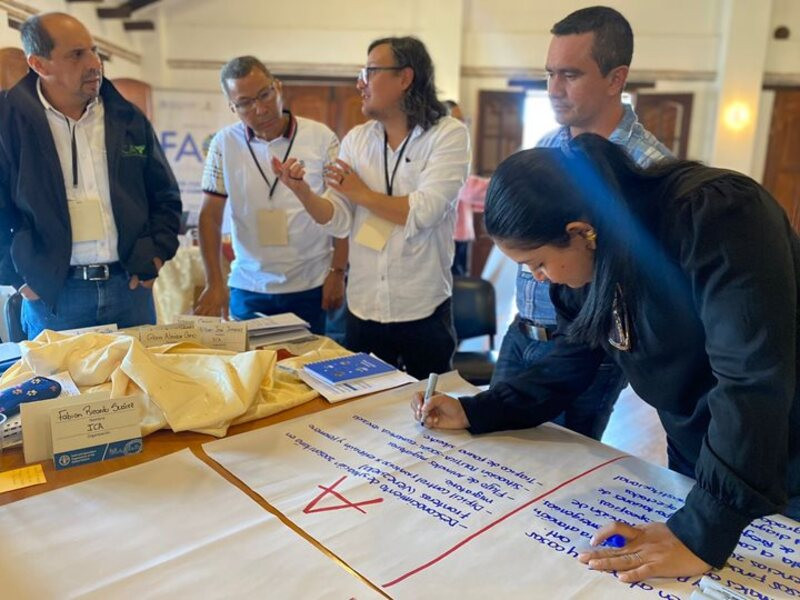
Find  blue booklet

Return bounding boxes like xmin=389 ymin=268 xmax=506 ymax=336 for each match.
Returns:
xmin=304 ymin=353 xmax=396 ymax=385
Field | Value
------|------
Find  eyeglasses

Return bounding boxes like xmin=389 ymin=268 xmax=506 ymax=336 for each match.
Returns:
xmin=231 ymin=83 xmax=277 ymax=113
xmin=357 ymin=65 xmax=407 ymax=85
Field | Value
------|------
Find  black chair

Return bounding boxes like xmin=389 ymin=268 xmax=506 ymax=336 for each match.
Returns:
xmin=4 ymin=291 xmax=25 ymax=342
xmin=452 ymin=276 xmax=497 ymax=385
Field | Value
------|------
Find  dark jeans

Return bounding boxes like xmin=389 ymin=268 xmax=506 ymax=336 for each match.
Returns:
xmin=229 ymin=286 xmax=326 ymax=334
xmin=21 ymin=272 xmax=156 ymax=340
xmin=345 ymin=299 xmax=456 ymax=380
xmin=491 ymin=315 xmax=627 ymax=440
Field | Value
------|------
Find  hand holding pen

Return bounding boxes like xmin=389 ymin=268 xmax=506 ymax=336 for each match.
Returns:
xmin=411 ymin=373 xmax=470 ymax=429
xmin=419 ymin=373 xmax=438 ymax=426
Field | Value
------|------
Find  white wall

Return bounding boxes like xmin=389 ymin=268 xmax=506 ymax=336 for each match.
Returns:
xmin=767 ymin=0 xmax=800 ymax=74
xmin=0 ymin=0 xmax=143 ymax=79
xmin=462 ymin=0 xmax=723 ymax=73
xmin=139 ymin=0 xmax=463 ymax=99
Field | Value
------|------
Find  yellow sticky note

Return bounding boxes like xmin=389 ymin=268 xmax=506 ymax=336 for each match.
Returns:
xmin=0 ymin=464 xmax=47 ymax=494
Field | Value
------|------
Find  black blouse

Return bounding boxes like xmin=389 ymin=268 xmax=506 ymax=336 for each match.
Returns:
xmin=460 ymin=169 xmax=800 ymax=568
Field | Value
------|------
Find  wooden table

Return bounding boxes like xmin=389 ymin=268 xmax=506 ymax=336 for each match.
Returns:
xmin=0 ymin=389 xmax=389 ymax=596
xmin=0 ymin=393 xmax=338 ymax=507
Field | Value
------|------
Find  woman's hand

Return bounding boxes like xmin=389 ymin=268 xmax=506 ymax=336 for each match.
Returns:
xmin=578 ymin=522 xmax=711 ymax=582
xmin=410 ymin=391 xmax=470 ymax=429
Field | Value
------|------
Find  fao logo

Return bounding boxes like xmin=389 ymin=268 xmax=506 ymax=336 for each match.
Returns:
xmin=124 ymin=440 xmax=142 ymax=455
xmin=58 ymin=455 xmax=71 ymax=467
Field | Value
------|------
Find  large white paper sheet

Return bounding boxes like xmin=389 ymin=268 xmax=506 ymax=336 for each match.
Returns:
xmin=203 ymin=372 xmax=800 ymax=600
xmin=0 ymin=450 xmax=382 ymax=599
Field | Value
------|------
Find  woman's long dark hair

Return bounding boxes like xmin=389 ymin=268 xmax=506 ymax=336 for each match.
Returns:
xmin=369 ymin=36 xmax=447 ymax=131
xmin=485 ymin=134 xmax=697 ymax=347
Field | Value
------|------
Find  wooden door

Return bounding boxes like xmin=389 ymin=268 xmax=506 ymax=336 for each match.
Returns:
xmin=763 ymin=89 xmax=800 ymax=231
xmin=475 ymin=90 xmax=525 ymax=176
xmin=281 ymin=83 xmax=367 ymax=141
xmin=0 ymin=47 xmax=28 ymax=91
xmin=111 ymin=78 xmax=153 ymax=119
xmin=635 ymin=93 xmax=693 ymax=159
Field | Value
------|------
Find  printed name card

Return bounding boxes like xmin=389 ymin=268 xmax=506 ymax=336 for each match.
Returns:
xmin=58 ymin=323 xmax=118 ymax=336
xmin=124 ymin=323 xmax=201 ymax=347
xmin=195 ymin=321 xmax=247 ymax=352
xmin=49 ymin=395 xmax=143 ymax=470
xmin=177 ymin=317 xmax=248 ymax=352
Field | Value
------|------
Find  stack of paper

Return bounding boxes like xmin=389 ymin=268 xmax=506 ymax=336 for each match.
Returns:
xmin=299 ymin=352 xmax=416 ymax=403
xmin=243 ymin=313 xmax=315 ymax=348
xmin=0 ymin=342 xmax=21 ymax=374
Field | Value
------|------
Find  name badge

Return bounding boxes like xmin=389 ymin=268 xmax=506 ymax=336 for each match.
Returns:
xmin=257 ymin=209 xmax=289 ymax=246
xmin=68 ymin=199 xmax=105 ymax=243
xmin=354 ymin=213 xmax=395 ymax=251
xmin=50 ymin=395 xmax=143 ymax=470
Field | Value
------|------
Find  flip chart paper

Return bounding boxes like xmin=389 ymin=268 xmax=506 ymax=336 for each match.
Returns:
xmin=204 ymin=372 xmax=800 ymax=600
xmin=0 ymin=450 xmax=382 ymax=599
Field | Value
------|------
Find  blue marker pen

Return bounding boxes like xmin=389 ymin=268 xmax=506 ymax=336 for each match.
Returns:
xmin=602 ymin=534 xmax=626 ymax=548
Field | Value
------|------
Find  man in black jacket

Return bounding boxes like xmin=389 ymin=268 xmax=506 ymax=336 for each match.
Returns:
xmin=0 ymin=13 xmax=181 ymax=338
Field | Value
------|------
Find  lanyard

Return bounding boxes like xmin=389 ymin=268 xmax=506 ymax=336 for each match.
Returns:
xmin=61 ymin=115 xmax=78 ymax=188
xmin=245 ymin=113 xmax=298 ymax=200
xmin=383 ymin=131 xmax=412 ymax=196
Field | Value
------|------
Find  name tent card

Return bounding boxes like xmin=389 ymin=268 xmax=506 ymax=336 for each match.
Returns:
xmin=120 ymin=323 xmax=201 ymax=347
xmin=177 ymin=318 xmax=248 ymax=352
xmin=49 ymin=395 xmax=143 ymax=470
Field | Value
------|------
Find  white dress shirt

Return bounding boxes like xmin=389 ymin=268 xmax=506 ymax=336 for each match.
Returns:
xmin=37 ymin=80 xmax=118 ymax=265
xmin=202 ymin=115 xmax=339 ymax=294
xmin=323 ymin=116 xmax=470 ymax=323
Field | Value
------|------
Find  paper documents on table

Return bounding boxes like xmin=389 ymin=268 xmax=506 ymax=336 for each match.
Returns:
xmin=244 ymin=312 xmax=315 ymax=348
xmin=299 ymin=368 xmax=416 ymax=403
xmin=303 ymin=352 xmax=396 ymax=385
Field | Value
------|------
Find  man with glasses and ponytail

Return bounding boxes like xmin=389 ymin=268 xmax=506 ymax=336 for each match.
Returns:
xmin=195 ymin=56 xmax=347 ymax=332
xmin=274 ymin=37 xmax=470 ymax=379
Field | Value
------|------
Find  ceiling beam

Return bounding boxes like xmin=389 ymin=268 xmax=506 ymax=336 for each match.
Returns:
xmin=123 ymin=20 xmax=155 ymax=31
xmin=98 ymin=0 xmax=160 ymax=20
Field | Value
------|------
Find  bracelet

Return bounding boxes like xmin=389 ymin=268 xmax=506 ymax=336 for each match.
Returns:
xmin=329 ymin=267 xmax=346 ymax=275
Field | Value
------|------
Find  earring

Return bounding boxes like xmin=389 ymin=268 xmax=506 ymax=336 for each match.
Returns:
xmin=584 ymin=229 xmax=597 ymax=249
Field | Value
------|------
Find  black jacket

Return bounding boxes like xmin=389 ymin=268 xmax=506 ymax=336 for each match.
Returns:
xmin=461 ymin=168 xmax=800 ymax=568
xmin=0 ymin=71 xmax=181 ymax=309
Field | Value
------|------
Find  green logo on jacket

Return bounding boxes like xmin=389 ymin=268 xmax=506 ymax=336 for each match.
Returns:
xmin=122 ymin=144 xmax=146 ymax=157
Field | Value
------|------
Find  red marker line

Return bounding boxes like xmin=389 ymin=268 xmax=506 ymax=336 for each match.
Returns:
xmin=382 ymin=454 xmax=629 ymax=588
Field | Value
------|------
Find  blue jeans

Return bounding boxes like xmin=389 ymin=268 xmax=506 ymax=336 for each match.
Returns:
xmin=491 ymin=315 xmax=627 ymax=440
xmin=229 ymin=286 xmax=326 ymax=334
xmin=22 ymin=272 xmax=156 ymax=340
xmin=325 ymin=301 xmax=348 ymax=345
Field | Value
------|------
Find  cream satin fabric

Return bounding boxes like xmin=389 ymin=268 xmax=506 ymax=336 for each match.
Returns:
xmin=0 ymin=331 xmax=328 ymax=437
xmin=152 ymin=244 xmax=210 ymax=325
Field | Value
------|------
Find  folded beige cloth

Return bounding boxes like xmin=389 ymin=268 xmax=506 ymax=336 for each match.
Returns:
xmin=0 ymin=330 xmax=328 ymax=437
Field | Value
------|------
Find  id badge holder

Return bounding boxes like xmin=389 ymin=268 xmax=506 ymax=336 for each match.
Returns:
xmin=354 ymin=213 xmax=395 ymax=251
xmin=257 ymin=209 xmax=289 ymax=246
xmin=68 ymin=199 xmax=105 ymax=243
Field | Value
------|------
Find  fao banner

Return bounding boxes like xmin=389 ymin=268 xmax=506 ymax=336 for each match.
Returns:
xmin=152 ymin=89 xmax=235 ymax=222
